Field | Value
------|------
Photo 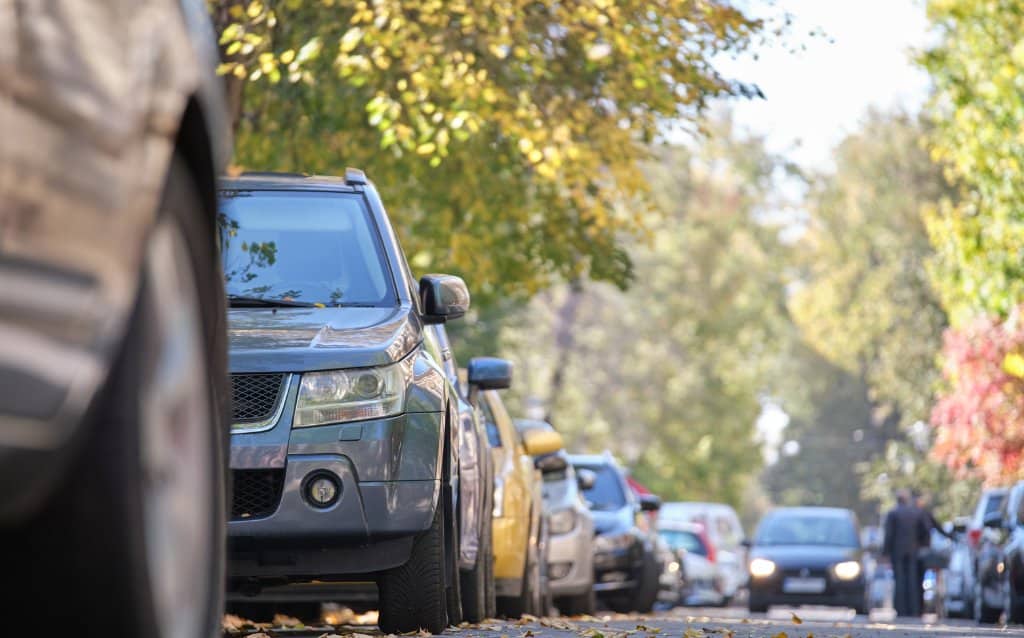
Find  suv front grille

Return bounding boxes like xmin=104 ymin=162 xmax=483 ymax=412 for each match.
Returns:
xmin=231 ymin=469 xmax=285 ymax=520
xmin=231 ymin=373 xmax=285 ymax=423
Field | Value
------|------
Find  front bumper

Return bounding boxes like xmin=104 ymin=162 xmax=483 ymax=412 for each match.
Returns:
xmin=749 ymin=571 xmax=866 ymax=609
xmin=592 ymin=536 xmax=644 ymax=594
xmin=548 ymin=524 xmax=594 ymax=597
xmin=227 ymin=410 xmax=444 ymax=582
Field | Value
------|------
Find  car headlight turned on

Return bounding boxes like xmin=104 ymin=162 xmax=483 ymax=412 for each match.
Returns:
xmin=549 ymin=508 xmax=577 ymax=535
xmin=293 ymin=359 xmax=410 ymax=427
xmin=833 ymin=560 xmax=861 ymax=580
xmin=749 ymin=558 xmax=777 ymax=578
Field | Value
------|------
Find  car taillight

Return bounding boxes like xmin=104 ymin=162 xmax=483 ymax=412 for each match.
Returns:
xmin=968 ymin=528 xmax=982 ymax=548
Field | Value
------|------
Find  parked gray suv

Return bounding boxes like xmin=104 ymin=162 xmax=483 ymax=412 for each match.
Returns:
xmin=220 ymin=171 xmax=471 ymax=634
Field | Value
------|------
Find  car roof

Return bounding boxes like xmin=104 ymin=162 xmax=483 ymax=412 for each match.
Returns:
xmin=764 ymin=506 xmax=855 ymax=518
xmin=220 ymin=171 xmax=366 ymax=193
xmin=662 ymin=501 xmax=736 ymax=512
xmin=656 ymin=519 xmax=706 ymax=533
xmin=567 ymin=452 xmax=617 ymax=467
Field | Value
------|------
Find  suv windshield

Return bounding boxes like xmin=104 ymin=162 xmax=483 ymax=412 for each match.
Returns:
xmin=219 ymin=190 xmax=396 ymax=306
xmin=577 ymin=464 xmax=627 ymax=511
xmin=755 ymin=513 xmax=858 ymax=547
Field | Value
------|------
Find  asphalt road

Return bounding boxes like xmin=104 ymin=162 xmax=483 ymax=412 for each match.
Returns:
xmin=223 ymin=606 xmax=1024 ymax=638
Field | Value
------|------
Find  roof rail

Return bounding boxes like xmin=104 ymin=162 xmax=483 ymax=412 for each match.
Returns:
xmin=345 ymin=167 xmax=368 ymax=186
xmin=240 ymin=170 xmax=308 ymax=178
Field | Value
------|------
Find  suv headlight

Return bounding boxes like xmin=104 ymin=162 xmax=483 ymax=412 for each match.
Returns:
xmin=549 ymin=508 xmax=577 ymax=535
xmin=294 ymin=360 xmax=409 ymax=427
xmin=833 ymin=560 xmax=861 ymax=580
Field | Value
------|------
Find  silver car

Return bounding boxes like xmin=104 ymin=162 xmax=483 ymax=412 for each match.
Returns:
xmin=515 ymin=419 xmax=596 ymax=615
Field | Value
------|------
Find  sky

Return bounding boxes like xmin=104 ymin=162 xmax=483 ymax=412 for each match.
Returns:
xmin=717 ymin=0 xmax=933 ymax=170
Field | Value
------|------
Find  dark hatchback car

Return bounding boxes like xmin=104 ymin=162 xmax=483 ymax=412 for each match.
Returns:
xmin=569 ymin=453 xmax=662 ymax=612
xmin=2 ymin=2 xmax=230 ymax=636
xmin=220 ymin=172 xmax=473 ymax=633
xmin=747 ymin=507 xmax=868 ymax=615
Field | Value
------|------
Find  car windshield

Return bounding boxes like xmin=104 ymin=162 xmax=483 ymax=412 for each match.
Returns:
xmin=219 ymin=190 xmax=396 ymax=306
xmin=577 ymin=464 xmax=627 ymax=511
xmin=659 ymin=529 xmax=707 ymax=556
xmin=755 ymin=513 xmax=858 ymax=547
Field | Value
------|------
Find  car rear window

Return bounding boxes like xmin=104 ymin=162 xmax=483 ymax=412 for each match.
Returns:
xmin=659 ymin=529 xmax=707 ymax=556
xmin=219 ymin=190 xmax=397 ymax=306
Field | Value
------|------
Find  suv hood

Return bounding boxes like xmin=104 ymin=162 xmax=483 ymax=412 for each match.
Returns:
xmin=591 ymin=506 xmax=634 ymax=535
xmin=229 ymin=305 xmax=421 ymax=372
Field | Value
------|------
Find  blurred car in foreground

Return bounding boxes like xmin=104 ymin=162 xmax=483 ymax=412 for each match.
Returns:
xmin=3 ymin=2 xmax=230 ymax=635
xmin=479 ymin=383 xmax=559 ymax=617
xmin=659 ymin=501 xmax=747 ymax=602
xmin=570 ymin=453 xmax=662 ymax=613
xmin=516 ymin=420 xmax=597 ymax=615
xmin=221 ymin=172 xmax=472 ymax=633
xmin=658 ymin=521 xmax=726 ymax=606
xmin=747 ymin=507 xmax=869 ymax=615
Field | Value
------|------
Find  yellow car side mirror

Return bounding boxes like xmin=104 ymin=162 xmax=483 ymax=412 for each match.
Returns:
xmin=523 ymin=429 xmax=564 ymax=456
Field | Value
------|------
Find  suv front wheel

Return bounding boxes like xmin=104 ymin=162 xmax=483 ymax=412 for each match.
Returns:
xmin=379 ymin=501 xmax=451 ymax=634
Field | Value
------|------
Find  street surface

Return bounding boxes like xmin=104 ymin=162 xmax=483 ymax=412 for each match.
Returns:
xmin=223 ymin=606 xmax=1024 ymax=638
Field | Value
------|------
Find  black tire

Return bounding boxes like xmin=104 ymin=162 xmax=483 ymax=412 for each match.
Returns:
xmin=461 ymin=491 xmax=494 ymax=622
xmin=5 ymin=157 xmax=227 ymax=637
xmin=1008 ymin=583 xmax=1024 ymax=624
xmin=975 ymin=581 xmax=1001 ymax=624
xmin=446 ymin=483 xmax=464 ymax=626
xmin=748 ymin=598 xmax=770 ymax=614
xmin=379 ymin=503 xmax=449 ymax=634
xmin=559 ymin=589 xmax=597 ymax=616
xmin=500 ymin=543 xmax=542 ymax=618
xmin=629 ymin=549 xmax=661 ymax=613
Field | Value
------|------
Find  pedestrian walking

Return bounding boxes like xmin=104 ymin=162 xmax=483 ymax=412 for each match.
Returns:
xmin=883 ymin=489 xmax=929 ymax=617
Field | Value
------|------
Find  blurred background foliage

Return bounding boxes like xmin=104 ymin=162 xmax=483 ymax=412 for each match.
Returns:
xmin=209 ymin=0 xmax=1024 ymax=526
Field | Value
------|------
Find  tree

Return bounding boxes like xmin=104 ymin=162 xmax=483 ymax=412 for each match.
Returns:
xmin=209 ymin=0 xmax=768 ymax=300
xmin=920 ymin=0 xmax=1024 ymax=325
xmin=768 ymin=112 xmax=954 ymax=518
xmin=452 ymin=116 xmax=795 ymax=507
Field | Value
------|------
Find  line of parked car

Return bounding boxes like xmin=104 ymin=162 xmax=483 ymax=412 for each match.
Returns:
xmin=218 ymin=171 xmax=767 ymax=630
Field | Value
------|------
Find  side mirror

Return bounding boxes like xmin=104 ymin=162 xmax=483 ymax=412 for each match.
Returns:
xmin=523 ymin=429 xmax=564 ymax=457
xmin=419 ymin=274 xmax=470 ymax=323
xmin=952 ymin=517 xmax=969 ymax=535
xmin=576 ymin=468 xmax=597 ymax=491
xmin=740 ymin=538 xmax=752 ymax=549
xmin=983 ymin=511 xmax=1005 ymax=529
xmin=536 ymin=453 xmax=569 ymax=474
xmin=639 ymin=493 xmax=662 ymax=512
xmin=467 ymin=357 xmax=512 ymax=390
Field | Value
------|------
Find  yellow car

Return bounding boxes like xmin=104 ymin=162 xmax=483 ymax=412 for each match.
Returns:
xmin=468 ymin=360 xmax=563 ymax=617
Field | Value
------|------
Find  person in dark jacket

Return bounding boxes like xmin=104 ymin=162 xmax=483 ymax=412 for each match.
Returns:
xmin=884 ymin=489 xmax=929 ymax=617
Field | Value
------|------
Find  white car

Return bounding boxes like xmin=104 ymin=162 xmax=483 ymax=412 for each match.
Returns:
xmin=659 ymin=502 xmax=747 ymax=602
xmin=658 ymin=521 xmax=725 ymax=606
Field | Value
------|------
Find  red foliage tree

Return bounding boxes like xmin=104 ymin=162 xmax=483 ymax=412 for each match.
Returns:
xmin=931 ymin=309 xmax=1024 ymax=484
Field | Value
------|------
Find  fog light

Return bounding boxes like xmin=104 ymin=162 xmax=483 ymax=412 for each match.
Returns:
xmin=305 ymin=473 xmax=340 ymax=508
xmin=549 ymin=562 xmax=572 ymax=580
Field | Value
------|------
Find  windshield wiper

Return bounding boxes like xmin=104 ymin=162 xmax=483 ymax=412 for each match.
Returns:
xmin=228 ymin=295 xmax=318 ymax=308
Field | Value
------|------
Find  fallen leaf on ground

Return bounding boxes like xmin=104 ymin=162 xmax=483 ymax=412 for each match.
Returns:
xmin=772 ymin=632 xmax=788 ymax=638
xmin=245 ymin=634 xmax=272 ymax=638
xmin=683 ymin=629 xmax=704 ymax=638
xmin=222 ymin=614 xmax=253 ymax=631
xmin=791 ymin=613 xmax=803 ymax=625
xmin=273 ymin=613 xmax=304 ymax=628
